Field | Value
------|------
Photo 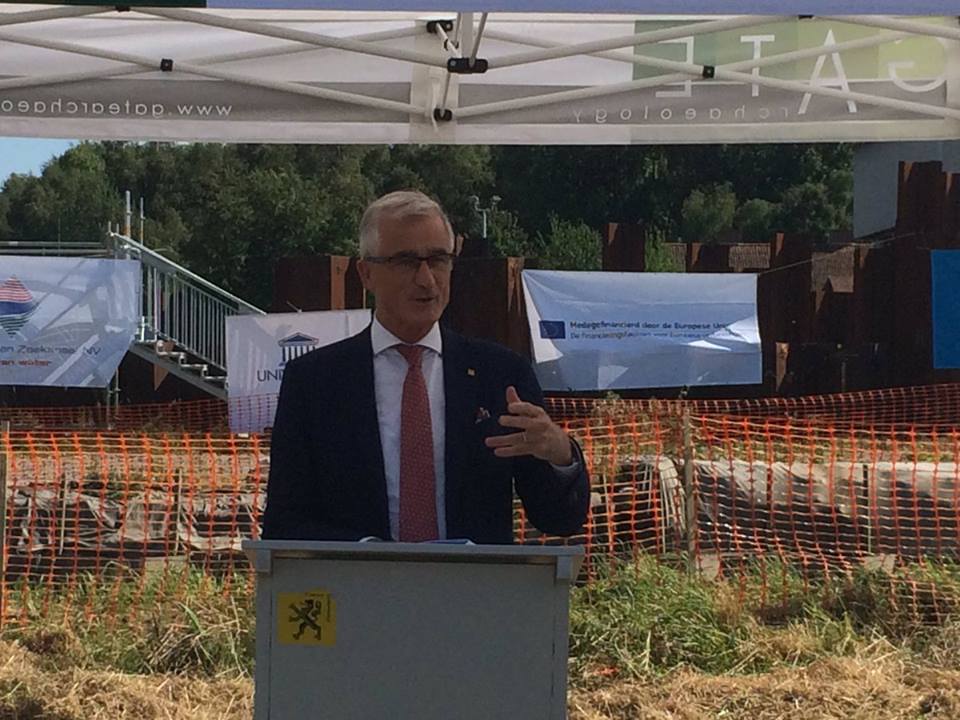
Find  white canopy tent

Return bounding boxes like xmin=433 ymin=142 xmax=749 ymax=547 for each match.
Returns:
xmin=0 ymin=2 xmax=957 ymax=144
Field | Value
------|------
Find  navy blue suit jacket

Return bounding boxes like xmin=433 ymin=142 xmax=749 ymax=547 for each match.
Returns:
xmin=262 ymin=325 xmax=589 ymax=544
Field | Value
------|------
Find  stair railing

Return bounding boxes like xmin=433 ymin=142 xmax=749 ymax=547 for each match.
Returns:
xmin=107 ymin=232 xmax=265 ymax=372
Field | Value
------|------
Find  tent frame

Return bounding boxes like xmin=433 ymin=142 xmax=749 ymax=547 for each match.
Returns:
xmin=0 ymin=4 xmax=958 ymax=142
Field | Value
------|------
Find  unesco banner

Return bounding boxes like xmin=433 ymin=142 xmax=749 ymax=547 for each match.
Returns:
xmin=522 ymin=270 xmax=761 ymax=391
xmin=0 ymin=256 xmax=140 ymax=387
xmin=226 ymin=308 xmax=371 ymax=432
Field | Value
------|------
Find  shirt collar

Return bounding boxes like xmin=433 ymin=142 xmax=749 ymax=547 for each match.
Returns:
xmin=371 ymin=317 xmax=443 ymax=357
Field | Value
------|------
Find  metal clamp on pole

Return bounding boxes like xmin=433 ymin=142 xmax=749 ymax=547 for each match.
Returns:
xmin=160 ymin=58 xmax=174 ymax=72
xmin=426 ymin=19 xmax=454 ymax=35
xmin=447 ymin=57 xmax=488 ymax=74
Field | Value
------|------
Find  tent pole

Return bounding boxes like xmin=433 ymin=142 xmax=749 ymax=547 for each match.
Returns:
xmin=145 ymin=7 xmax=441 ymax=68
xmin=470 ymin=12 xmax=489 ymax=68
xmin=0 ymin=28 xmax=425 ymax=116
xmin=461 ymin=39 xmax=960 ymax=122
xmin=492 ymin=14 xmax=786 ymax=69
xmin=0 ymin=25 xmax=422 ymax=94
xmin=0 ymin=5 xmax=102 ymax=29
xmin=461 ymin=11 xmax=474 ymax=64
xmin=825 ymin=14 xmax=960 ymax=42
xmin=486 ymin=26 xmax=908 ymax=71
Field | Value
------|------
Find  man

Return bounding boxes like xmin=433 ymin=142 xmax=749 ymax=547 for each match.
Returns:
xmin=262 ymin=190 xmax=589 ymax=543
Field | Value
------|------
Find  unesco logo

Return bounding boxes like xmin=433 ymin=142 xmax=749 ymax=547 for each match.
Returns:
xmin=278 ymin=332 xmax=320 ymax=365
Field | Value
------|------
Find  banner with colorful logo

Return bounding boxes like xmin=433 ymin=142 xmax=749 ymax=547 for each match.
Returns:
xmin=0 ymin=256 xmax=140 ymax=387
xmin=225 ymin=309 xmax=371 ymax=432
xmin=522 ymin=269 xmax=761 ymax=391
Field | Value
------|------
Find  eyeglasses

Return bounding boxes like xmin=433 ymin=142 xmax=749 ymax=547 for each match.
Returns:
xmin=363 ymin=251 xmax=456 ymax=273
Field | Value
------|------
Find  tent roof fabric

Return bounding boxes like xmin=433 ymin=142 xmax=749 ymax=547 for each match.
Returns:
xmin=0 ymin=4 xmax=958 ymax=144
xmin=210 ymin=1 xmax=960 ymax=13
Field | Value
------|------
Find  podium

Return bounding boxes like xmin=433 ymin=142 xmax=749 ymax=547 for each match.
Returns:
xmin=244 ymin=540 xmax=584 ymax=720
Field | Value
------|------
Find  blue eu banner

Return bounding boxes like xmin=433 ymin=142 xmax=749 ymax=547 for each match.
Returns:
xmin=932 ymin=250 xmax=960 ymax=369
xmin=539 ymin=320 xmax=566 ymax=339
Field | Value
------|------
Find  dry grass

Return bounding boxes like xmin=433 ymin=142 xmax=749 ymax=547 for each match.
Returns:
xmin=1 ymin=638 xmax=958 ymax=720
xmin=569 ymin=651 xmax=960 ymax=719
xmin=2 ymin=561 xmax=959 ymax=718
xmin=0 ymin=640 xmax=252 ymax=720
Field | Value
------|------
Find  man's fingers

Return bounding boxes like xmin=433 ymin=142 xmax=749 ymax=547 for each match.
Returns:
xmin=497 ymin=414 xmax=534 ymax=430
xmin=485 ymin=431 xmax=525 ymax=449
xmin=505 ymin=385 xmax=547 ymax=418
xmin=486 ymin=430 xmax=529 ymax=458
xmin=507 ymin=401 xmax=541 ymax=417
xmin=491 ymin=386 xmax=566 ymax=461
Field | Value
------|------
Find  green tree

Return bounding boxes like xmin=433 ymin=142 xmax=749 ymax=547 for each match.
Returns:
xmin=681 ymin=183 xmax=737 ymax=243
xmin=777 ymin=182 xmax=841 ymax=240
xmin=141 ymin=206 xmax=191 ymax=262
xmin=491 ymin=146 xmax=670 ymax=236
xmin=735 ymin=198 xmax=779 ymax=243
xmin=1 ymin=144 xmax=121 ymax=243
xmin=367 ymin=145 xmax=495 ymax=236
xmin=0 ymin=175 xmax=25 ymax=240
xmin=824 ymin=167 xmax=853 ymax=232
xmin=489 ymin=207 xmax=532 ymax=258
xmin=645 ymin=236 xmax=685 ymax=272
xmin=0 ymin=141 xmax=856 ymax=301
xmin=534 ymin=216 xmax=601 ymax=271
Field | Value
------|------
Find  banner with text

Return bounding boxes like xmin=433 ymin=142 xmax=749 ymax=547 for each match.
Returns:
xmin=0 ymin=256 xmax=140 ymax=387
xmin=226 ymin=308 xmax=371 ymax=432
xmin=522 ymin=270 xmax=761 ymax=391
xmin=0 ymin=11 xmax=955 ymax=144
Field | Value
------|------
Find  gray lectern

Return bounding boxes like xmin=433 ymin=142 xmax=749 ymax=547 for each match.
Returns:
xmin=243 ymin=540 xmax=584 ymax=720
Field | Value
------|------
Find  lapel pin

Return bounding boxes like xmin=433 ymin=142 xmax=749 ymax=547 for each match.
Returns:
xmin=475 ymin=406 xmax=490 ymax=423
xmin=467 ymin=368 xmax=476 ymax=376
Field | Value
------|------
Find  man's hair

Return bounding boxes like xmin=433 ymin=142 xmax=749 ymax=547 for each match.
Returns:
xmin=358 ymin=190 xmax=454 ymax=257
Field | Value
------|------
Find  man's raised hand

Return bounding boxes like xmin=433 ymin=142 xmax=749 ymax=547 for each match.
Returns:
xmin=484 ymin=385 xmax=573 ymax=466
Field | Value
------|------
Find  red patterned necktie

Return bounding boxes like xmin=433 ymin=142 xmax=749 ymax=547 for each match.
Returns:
xmin=395 ymin=344 xmax=438 ymax=542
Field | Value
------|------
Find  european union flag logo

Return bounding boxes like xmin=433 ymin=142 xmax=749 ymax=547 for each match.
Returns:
xmin=539 ymin=320 xmax=566 ymax=339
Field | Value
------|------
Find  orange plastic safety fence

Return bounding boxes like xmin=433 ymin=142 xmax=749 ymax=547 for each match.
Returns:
xmin=1 ymin=401 xmax=959 ymax=628
xmin=0 ymin=430 xmax=264 ymax=628
xmin=545 ymin=382 xmax=960 ymax=429
xmin=516 ymin=409 xmax=960 ymax=620
xmin=3 ymin=382 xmax=960 ymax=433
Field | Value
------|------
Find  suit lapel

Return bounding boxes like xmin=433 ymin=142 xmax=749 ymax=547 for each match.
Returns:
xmin=441 ymin=327 xmax=477 ymax=535
xmin=337 ymin=326 xmax=390 ymax=535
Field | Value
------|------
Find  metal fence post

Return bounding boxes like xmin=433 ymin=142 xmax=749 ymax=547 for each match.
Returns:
xmin=172 ymin=468 xmax=183 ymax=557
xmin=682 ymin=407 xmax=697 ymax=575
xmin=0 ymin=421 xmax=9 ymax=623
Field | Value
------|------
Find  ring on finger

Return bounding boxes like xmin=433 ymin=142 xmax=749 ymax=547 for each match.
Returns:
xmin=522 ymin=430 xmax=528 ymax=443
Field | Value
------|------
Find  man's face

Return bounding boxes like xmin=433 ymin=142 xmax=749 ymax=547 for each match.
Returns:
xmin=357 ymin=212 xmax=454 ymax=343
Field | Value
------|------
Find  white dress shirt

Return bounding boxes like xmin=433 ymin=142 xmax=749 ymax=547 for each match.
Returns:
xmin=371 ymin=318 xmax=447 ymax=541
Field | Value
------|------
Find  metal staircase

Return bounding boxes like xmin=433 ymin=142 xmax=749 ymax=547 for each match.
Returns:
xmin=109 ymin=232 xmax=266 ymax=399
xmin=1 ymin=235 xmax=266 ymax=399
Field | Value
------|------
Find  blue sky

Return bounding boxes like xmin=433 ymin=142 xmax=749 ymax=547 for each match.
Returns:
xmin=0 ymin=138 xmax=76 ymax=184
